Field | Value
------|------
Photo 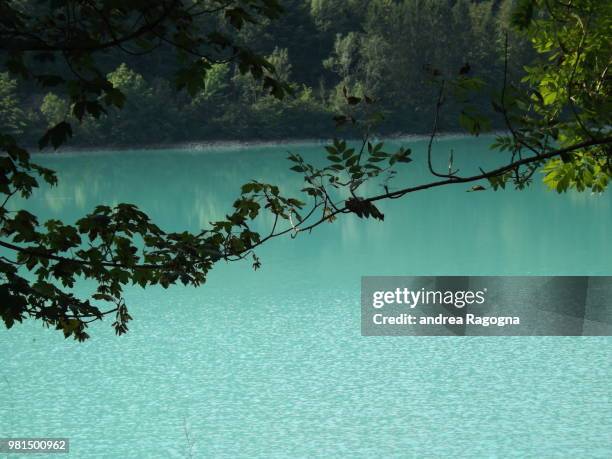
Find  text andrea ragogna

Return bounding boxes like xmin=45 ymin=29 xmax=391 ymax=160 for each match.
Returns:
xmin=361 ymin=276 xmax=612 ymax=336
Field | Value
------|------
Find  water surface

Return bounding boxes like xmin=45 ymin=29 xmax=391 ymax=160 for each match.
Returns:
xmin=2 ymin=136 xmax=611 ymax=457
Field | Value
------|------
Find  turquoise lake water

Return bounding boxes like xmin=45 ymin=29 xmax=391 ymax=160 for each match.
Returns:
xmin=1 ymin=136 xmax=611 ymax=458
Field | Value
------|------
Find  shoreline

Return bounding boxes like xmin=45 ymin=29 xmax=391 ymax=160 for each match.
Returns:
xmin=24 ymin=131 xmax=502 ymax=156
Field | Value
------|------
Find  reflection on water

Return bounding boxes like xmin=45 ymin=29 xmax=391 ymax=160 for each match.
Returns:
xmin=21 ymin=135 xmax=612 ymax=280
xmin=2 ymin=136 xmax=612 ymax=458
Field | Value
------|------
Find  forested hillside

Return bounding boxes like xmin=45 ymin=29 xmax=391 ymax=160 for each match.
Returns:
xmin=1 ymin=0 xmax=531 ymax=146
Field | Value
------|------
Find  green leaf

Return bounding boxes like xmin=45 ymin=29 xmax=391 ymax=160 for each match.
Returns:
xmin=38 ymin=121 xmax=72 ymax=150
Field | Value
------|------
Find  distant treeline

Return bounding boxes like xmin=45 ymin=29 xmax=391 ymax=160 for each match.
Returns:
xmin=1 ymin=0 xmax=531 ymax=146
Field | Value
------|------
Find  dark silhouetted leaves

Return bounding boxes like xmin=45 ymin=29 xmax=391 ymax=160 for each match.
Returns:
xmin=345 ymin=198 xmax=384 ymax=220
xmin=38 ymin=121 xmax=72 ymax=150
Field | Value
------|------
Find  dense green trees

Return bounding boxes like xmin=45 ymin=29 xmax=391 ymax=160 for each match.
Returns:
xmin=5 ymin=0 xmax=535 ymax=146
xmin=0 ymin=73 xmax=25 ymax=135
